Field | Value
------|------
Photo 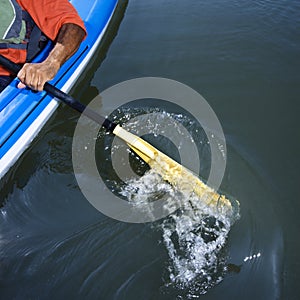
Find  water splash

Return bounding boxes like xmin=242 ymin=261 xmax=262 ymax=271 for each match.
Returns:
xmin=121 ymin=168 xmax=238 ymax=296
xmin=161 ymin=198 xmax=233 ymax=296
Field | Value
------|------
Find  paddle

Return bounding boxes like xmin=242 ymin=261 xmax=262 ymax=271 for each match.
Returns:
xmin=0 ymin=54 xmax=235 ymax=214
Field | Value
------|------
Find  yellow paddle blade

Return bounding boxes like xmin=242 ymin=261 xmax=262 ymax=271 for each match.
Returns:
xmin=113 ymin=125 xmax=237 ymax=214
xmin=148 ymin=150 xmax=233 ymax=213
xmin=113 ymin=125 xmax=157 ymax=163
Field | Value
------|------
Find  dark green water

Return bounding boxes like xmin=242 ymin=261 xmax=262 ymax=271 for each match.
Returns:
xmin=1 ymin=0 xmax=300 ymax=299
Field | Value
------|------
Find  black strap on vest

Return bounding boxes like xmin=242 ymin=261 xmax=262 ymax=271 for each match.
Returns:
xmin=0 ymin=43 xmax=27 ymax=49
xmin=22 ymin=11 xmax=47 ymax=62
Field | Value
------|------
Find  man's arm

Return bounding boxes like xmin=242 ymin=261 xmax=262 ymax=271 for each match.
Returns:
xmin=17 ymin=23 xmax=85 ymax=91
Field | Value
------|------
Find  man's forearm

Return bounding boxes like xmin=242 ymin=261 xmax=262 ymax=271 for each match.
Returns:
xmin=44 ymin=23 xmax=86 ymax=72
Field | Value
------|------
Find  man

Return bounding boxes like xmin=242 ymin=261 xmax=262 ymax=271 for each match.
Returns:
xmin=0 ymin=0 xmax=86 ymax=92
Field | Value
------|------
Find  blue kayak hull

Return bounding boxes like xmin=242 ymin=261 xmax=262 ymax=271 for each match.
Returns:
xmin=0 ymin=0 xmax=118 ymax=179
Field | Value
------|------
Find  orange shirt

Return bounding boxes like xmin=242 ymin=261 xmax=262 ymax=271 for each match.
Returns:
xmin=0 ymin=0 xmax=86 ymax=76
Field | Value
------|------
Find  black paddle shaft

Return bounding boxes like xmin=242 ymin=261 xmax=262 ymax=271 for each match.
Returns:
xmin=0 ymin=54 xmax=117 ymax=132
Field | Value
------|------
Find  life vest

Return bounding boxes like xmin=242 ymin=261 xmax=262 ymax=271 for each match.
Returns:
xmin=0 ymin=0 xmax=47 ymax=61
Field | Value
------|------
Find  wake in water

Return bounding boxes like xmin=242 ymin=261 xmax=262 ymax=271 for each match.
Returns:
xmin=121 ymin=169 xmax=239 ymax=296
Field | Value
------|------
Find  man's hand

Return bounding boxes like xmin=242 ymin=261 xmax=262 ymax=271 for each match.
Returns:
xmin=17 ymin=23 xmax=85 ymax=91
xmin=17 ymin=60 xmax=60 ymax=91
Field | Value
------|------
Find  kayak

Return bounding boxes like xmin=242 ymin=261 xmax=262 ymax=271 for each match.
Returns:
xmin=0 ymin=0 xmax=119 ymax=179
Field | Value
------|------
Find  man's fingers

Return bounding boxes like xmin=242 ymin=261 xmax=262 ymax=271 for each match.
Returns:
xmin=17 ymin=64 xmax=30 ymax=89
xmin=17 ymin=63 xmax=44 ymax=91
xmin=17 ymin=66 xmax=26 ymax=86
xmin=36 ymin=79 xmax=44 ymax=91
xmin=16 ymin=62 xmax=50 ymax=91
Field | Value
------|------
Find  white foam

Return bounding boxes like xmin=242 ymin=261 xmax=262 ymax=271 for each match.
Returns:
xmin=121 ymin=168 xmax=236 ymax=295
